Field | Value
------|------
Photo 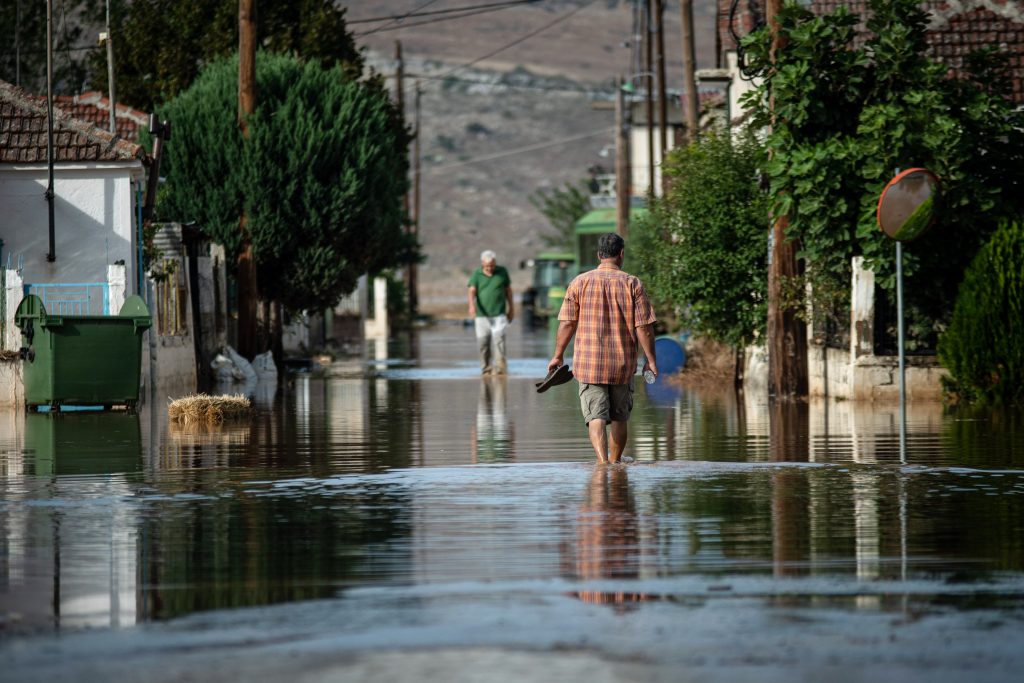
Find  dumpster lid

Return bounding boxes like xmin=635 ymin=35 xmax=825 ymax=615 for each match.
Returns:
xmin=119 ymin=295 xmax=152 ymax=330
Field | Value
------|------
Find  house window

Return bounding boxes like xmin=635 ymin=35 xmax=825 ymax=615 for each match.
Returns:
xmin=155 ymin=258 xmax=188 ymax=335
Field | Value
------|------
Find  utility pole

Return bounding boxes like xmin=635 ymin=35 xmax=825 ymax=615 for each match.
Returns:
xmin=644 ymin=0 xmax=654 ymax=197
xmin=654 ymin=0 xmax=668 ymax=171
xmin=410 ymin=83 xmax=421 ymax=317
xmin=396 ymin=41 xmax=417 ymax=317
xmin=615 ymin=76 xmax=631 ymax=237
xmin=680 ymin=0 xmax=699 ymax=144
xmin=395 ymin=41 xmax=408 ymax=218
xmin=237 ymin=0 xmax=259 ymax=357
xmin=765 ymin=0 xmax=808 ymax=399
xmin=103 ymin=0 xmax=116 ymax=134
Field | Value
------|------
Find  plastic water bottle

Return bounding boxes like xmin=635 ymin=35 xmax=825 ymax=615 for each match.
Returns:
xmin=643 ymin=369 xmax=656 ymax=384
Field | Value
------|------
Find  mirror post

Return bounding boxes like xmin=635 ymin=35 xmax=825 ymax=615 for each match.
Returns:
xmin=896 ymin=239 xmax=906 ymax=465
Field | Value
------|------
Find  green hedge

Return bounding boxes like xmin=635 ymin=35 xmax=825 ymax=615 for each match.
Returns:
xmin=938 ymin=220 xmax=1024 ymax=404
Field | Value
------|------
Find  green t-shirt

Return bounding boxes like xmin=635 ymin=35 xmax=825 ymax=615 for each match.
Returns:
xmin=468 ymin=266 xmax=511 ymax=317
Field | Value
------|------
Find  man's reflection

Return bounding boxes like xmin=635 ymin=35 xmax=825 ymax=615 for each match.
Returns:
xmin=470 ymin=376 xmax=514 ymax=463
xmin=569 ymin=466 xmax=650 ymax=609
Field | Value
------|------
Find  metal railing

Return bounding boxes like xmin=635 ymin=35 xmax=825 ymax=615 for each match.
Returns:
xmin=23 ymin=282 xmax=110 ymax=316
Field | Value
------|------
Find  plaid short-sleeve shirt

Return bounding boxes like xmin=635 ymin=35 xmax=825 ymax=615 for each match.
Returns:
xmin=558 ymin=264 xmax=656 ymax=385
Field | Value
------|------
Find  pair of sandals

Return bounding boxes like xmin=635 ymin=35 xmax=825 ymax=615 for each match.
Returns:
xmin=536 ymin=364 xmax=573 ymax=393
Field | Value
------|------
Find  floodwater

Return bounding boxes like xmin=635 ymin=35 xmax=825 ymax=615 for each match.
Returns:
xmin=1 ymin=325 xmax=1023 ymax=682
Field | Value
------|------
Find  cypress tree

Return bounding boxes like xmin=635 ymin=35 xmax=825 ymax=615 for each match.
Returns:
xmin=156 ymin=52 xmax=412 ymax=313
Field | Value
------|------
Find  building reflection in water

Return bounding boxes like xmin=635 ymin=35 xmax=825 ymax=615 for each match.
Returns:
xmin=470 ymin=376 xmax=514 ymax=463
xmin=2 ymin=413 xmax=142 ymax=631
xmin=567 ymin=466 xmax=654 ymax=610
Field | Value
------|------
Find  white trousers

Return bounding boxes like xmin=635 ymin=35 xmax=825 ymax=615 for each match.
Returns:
xmin=474 ymin=315 xmax=508 ymax=373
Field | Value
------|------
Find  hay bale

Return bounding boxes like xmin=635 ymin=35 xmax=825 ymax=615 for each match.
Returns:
xmin=168 ymin=393 xmax=251 ymax=425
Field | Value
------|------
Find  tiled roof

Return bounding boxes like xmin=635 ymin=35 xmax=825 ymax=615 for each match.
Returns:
xmin=0 ymin=80 xmax=146 ymax=164
xmin=718 ymin=0 xmax=1024 ymax=103
xmin=53 ymin=91 xmax=149 ymax=142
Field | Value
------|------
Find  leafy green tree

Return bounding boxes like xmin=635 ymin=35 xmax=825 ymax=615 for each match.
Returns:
xmin=741 ymin=0 xmax=1024 ymax=348
xmin=938 ymin=220 xmax=1024 ymax=405
xmin=529 ymin=179 xmax=594 ymax=250
xmin=155 ymin=52 xmax=412 ymax=313
xmin=632 ymin=132 xmax=768 ymax=350
xmin=86 ymin=0 xmax=362 ymax=111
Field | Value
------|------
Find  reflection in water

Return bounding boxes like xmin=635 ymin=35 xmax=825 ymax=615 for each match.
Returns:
xmin=25 ymin=412 xmax=142 ymax=476
xmin=769 ymin=401 xmax=811 ymax=577
xmin=2 ymin=328 xmax=1024 ymax=648
xmin=567 ymin=466 xmax=653 ymax=609
xmin=470 ymin=377 xmax=514 ymax=463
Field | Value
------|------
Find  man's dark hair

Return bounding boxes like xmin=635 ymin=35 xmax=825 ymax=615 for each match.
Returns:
xmin=597 ymin=232 xmax=625 ymax=259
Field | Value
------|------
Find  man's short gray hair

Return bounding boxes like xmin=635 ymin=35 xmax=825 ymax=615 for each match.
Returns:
xmin=480 ymin=250 xmax=497 ymax=263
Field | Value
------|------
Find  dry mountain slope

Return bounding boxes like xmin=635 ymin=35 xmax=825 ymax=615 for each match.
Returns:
xmin=353 ymin=1 xmax=719 ymax=312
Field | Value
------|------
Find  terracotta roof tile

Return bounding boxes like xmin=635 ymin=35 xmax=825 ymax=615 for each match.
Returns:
xmin=53 ymin=91 xmax=149 ymax=142
xmin=0 ymin=80 xmax=147 ymax=165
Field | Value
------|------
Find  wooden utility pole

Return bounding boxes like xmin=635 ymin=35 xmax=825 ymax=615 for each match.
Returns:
xmin=615 ymin=76 xmax=631 ymax=236
xmin=410 ymin=84 xmax=421 ymax=317
xmin=395 ymin=41 xmax=408 ymax=218
xmin=654 ymin=0 xmax=668 ymax=168
xmin=644 ymin=0 xmax=655 ymax=197
xmin=396 ymin=41 xmax=416 ymax=316
xmin=680 ymin=0 xmax=699 ymax=144
xmin=237 ymin=0 xmax=259 ymax=358
xmin=765 ymin=0 xmax=808 ymax=399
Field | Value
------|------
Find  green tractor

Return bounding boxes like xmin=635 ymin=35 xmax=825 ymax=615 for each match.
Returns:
xmin=519 ymin=250 xmax=574 ymax=327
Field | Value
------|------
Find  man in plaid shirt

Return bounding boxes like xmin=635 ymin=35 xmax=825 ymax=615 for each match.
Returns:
xmin=549 ymin=233 xmax=658 ymax=464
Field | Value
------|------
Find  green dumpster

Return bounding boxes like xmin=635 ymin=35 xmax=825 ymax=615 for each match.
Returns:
xmin=15 ymin=294 xmax=151 ymax=411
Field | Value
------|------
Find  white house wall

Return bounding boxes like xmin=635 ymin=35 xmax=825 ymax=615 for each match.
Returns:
xmin=0 ymin=163 xmax=142 ymax=295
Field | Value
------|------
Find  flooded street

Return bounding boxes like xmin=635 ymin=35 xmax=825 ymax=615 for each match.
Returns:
xmin=2 ymin=325 xmax=1023 ymax=682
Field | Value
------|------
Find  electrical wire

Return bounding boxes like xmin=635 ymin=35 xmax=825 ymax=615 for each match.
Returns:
xmin=354 ymin=1 xmax=543 ymax=38
xmin=391 ymin=70 xmax=615 ymax=95
xmin=350 ymin=0 xmax=539 ymax=25
xmin=433 ymin=0 xmax=598 ymax=82
xmin=353 ymin=0 xmax=441 ymax=37
xmin=423 ymin=126 xmax=614 ymax=172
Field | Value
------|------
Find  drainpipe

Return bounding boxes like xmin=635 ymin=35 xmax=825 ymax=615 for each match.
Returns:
xmin=45 ymin=0 xmax=55 ymax=262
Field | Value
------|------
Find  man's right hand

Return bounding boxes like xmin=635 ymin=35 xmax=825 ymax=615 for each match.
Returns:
xmin=547 ymin=356 xmax=563 ymax=373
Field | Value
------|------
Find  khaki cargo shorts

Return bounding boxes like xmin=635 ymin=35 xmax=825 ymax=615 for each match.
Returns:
xmin=578 ymin=381 xmax=634 ymax=424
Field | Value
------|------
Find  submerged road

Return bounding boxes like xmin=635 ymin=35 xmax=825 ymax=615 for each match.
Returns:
xmin=1 ymin=324 xmax=1023 ymax=682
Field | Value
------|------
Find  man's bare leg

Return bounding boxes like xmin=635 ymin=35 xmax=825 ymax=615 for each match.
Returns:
xmin=608 ymin=420 xmax=628 ymax=463
xmin=588 ymin=419 xmax=608 ymax=464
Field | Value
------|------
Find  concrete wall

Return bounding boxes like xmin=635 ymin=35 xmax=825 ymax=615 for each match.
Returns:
xmin=747 ymin=257 xmax=947 ymax=402
xmin=0 ymin=163 xmax=143 ymax=297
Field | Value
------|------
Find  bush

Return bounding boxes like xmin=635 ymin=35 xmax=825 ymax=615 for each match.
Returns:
xmin=631 ymin=131 xmax=768 ymax=349
xmin=938 ymin=220 xmax=1024 ymax=404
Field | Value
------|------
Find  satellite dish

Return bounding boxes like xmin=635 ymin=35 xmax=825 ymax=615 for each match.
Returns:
xmin=876 ymin=168 xmax=941 ymax=242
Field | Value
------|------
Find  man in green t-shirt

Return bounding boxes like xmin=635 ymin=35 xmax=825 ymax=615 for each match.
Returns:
xmin=467 ymin=249 xmax=514 ymax=374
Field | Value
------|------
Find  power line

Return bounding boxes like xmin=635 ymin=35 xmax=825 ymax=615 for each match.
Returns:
xmin=350 ymin=0 xmax=540 ymax=25
xmin=353 ymin=0 xmax=440 ymax=38
xmin=396 ymin=71 xmax=615 ymax=96
xmin=423 ymin=126 xmax=614 ymax=172
xmin=354 ymin=1 xmax=542 ymax=37
xmin=434 ymin=0 xmax=598 ymax=82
